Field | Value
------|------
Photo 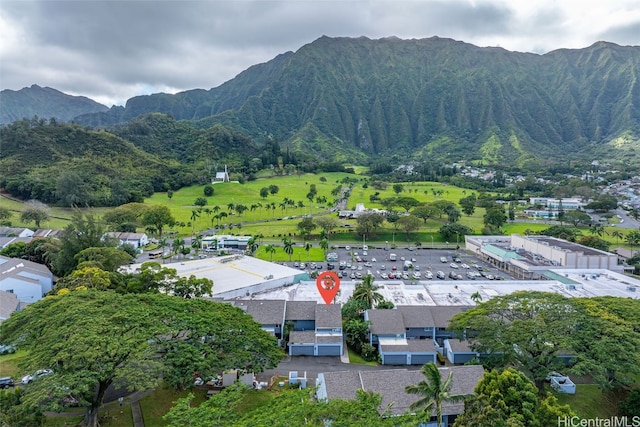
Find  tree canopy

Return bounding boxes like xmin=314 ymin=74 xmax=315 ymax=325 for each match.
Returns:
xmin=0 ymin=290 xmax=283 ymax=427
xmin=453 ymin=368 xmax=574 ymax=427
xmin=448 ymin=291 xmax=640 ymax=392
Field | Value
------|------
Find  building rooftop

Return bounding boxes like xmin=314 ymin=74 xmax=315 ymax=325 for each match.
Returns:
xmin=320 ymin=365 xmax=484 ymax=416
xmin=126 ymin=255 xmax=304 ymax=298
xmin=231 ymin=300 xmax=285 ymax=325
xmin=366 ymin=309 xmax=406 ymax=335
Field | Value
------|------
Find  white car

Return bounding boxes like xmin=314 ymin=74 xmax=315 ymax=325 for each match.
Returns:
xmin=461 ymin=263 xmax=470 ymax=269
xmin=450 ymin=263 xmax=459 ymax=269
xmin=345 ymin=245 xmax=351 ymax=251
xmin=440 ymin=257 xmax=448 ymax=263
xmin=22 ymin=369 xmax=53 ymax=384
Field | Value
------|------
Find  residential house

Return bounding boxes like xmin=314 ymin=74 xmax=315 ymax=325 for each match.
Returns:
xmin=316 ymin=365 xmax=485 ymax=426
xmin=288 ymin=302 xmax=343 ymax=356
xmin=365 ymin=306 xmax=470 ymax=365
xmin=0 ymin=227 xmax=34 ymax=238
xmin=232 ymin=300 xmax=285 ymax=339
xmin=0 ymin=290 xmax=20 ymax=323
xmin=0 ymin=255 xmax=54 ymax=304
xmin=104 ymin=232 xmax=149 ymax=249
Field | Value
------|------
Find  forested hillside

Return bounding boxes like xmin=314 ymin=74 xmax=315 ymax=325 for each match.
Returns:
xmin=73 ymin=36 xmax=640 ymax=166
xmin=0 ymin=84 xmax=108 ymax=125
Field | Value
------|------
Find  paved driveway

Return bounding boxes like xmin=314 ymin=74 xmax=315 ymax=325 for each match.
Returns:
xmin=256 ymin=356 xmax=420 ymax=386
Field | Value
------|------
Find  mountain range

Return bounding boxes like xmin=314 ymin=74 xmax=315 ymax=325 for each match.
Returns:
xmin=0 ymin=85 xmax=108 ymax=125
xmin=2 ymin=36 xmax=640 ymax=167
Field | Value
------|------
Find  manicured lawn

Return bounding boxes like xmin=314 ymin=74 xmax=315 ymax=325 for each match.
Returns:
xmin=254 ymin=245 xmax=325 ymax=263
xmin=347 ymin=347 xmax=377 ymax=366
xmin=44 ymin=415 xmax=84 ymax=426
xmin=139 ymin=383 xmax=207 ymax=427
xmin=0 ymin=350 xmax=27 ymax=378
xmin=553 ymin=384 xmax=619 ymax=419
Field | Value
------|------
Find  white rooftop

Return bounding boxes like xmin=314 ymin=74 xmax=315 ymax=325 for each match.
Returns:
xmin=244 ymin=269 xmax=640 ymax=305
xmin=126 ymin=255 xmax=304 ymax=298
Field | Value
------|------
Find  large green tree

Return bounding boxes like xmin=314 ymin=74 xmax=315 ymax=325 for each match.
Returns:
xmin=20 ymin=200 xmax=51 ymax=228
xmin=165 ymin=385 xmax=414 ymax=427
xmin=142 ymin=205 xmax=176 ymax=238
xmin=356 ymin=212 xmax=385 ymax=238
xmin=453 ymin=368 xmax=574 ymax=427
xmin=448 ymin=291 xmax=577 ymax=392
xmin=53 ymin=210 xmax=116 ymax=276
xmin=0 ymin=290 xmax=282 ymax=427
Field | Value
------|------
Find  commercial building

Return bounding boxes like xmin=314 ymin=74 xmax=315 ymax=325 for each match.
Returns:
xmin=465 ymin=234 xmax=622 ymax=278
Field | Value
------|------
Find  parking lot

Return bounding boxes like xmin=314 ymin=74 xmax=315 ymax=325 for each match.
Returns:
xmin=283 ymin=245 xmax=515 ymax=283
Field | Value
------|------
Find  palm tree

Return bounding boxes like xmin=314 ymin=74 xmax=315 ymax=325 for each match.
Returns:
xmin=191 ymin=235 xmax=202 ymax=255
xmin=190 ymin=209 xmax=200 ymax=234
xmin=246 ymin=237 xmax=258 ymax=255
xmin=320 ymin=238 xmax=329 ymax=258
xmin=304 ymin=242 xmax=312 ymax=261
xmin=611 ymin=230 xmax=624 ymax=248
xmin=471 ymin=291 xmax=482 ymax=304
xmin=405 ymin=363 xmax=471 ymax=426
xmin=352 ymin=274 xmax=384 ymax=309
xmin=282 ymin=237 xmax=294 ymax=262
xmin=265 ymin=244 xmax=276 ymax=262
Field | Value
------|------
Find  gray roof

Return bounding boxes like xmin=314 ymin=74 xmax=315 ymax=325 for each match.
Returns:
xmin=315 ymin=304 xmax=342 ymax=329
xmin=289 ymin=330 xmax=316 ymax=344
xmin=429 ymin=306 xmax=469 ymax=328
xmin=0 ymin=290 xmax=19 ymax=321
xmin=232 ymin=300 xmax=285 ymax=325
xmin=447 ymin=339 xmax=474 ymax=353
xmin=397 ymin=306 xmax=435 ymax=328
xmin=0 ymin=256 xmax=53 ymax=277
xmin=367 ymin=309 xmax=406 ymax=335
xmin=322 ymin=365 xmax=484 ymax=416
xmin=380 ymin=339 xmax=436 ymax=353
xmin=0 ymin=227 xmax=32 ymax=237
xmin=285 ymin=301 xmax=318 ymax=321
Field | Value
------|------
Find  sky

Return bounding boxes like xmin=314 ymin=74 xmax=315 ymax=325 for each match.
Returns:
xmin=1 ymin=0 xmax=639 ymax=107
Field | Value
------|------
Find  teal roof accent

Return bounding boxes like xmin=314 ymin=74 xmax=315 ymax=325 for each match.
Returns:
xmin=541 ymin=270 xmax=580 ymax=285
xmin=484 ymin=245 xmax=523 ymax=259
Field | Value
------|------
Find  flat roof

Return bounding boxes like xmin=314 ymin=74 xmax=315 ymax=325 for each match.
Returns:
xmin=244 ymin=270 xmax=640 ymax=305
xmin=126 ymin=255 xmax=302 ymax=298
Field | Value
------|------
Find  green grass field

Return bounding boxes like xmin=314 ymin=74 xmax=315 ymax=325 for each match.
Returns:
xmin=0 ymin=350 xmax=27 ymax=378
xmin=554 ymin=384 xmax=619 ymax=419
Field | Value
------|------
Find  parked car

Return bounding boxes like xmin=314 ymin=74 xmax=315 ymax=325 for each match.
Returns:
xmin=0 ymin=344 xmax=16 ymax=355
xmin=0 ymin=377 xmax=15 ymax=389
xmin=22 ymin=369 xmax=53 ymax=384
xmin=450 ymin=263 xmax=459 ymax=269
xmin=436 ymin=271 xmax=446 ymax=280
xmin=440 ymin=257 xmax=448 ymax=263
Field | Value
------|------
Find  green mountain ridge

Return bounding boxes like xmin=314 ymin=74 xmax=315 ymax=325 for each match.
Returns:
xmin=0 ymin=84 xmax=109 ymax=125
xmin=4 ymin=37 xmax=640 ymax=167
xmin=71 ymin=36 xmax=640 ymax=165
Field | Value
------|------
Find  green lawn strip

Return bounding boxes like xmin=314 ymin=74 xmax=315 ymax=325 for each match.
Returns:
xmin=44 ymin=415 xmax=84 ymax=426
xmin=254 ymin=246 xmax=325 ymax=263
xmin=553 ymin=384 xmax=618 ymax=419
xmin=0 ymin=350 xmax=28 ymax=377
xmin=235 ymin=388 xmax=277 ymax=413
xmin=139 ymin=383 xmax=207 ymax=427
xmin=347 ymin=347 xmax=377 ymax=366
xmin=98 ymin=400 xmax=135 ymax=427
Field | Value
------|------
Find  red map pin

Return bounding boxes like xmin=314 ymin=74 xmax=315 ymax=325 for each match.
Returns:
xmin=316 ymin=271 xmax=340 ymax=305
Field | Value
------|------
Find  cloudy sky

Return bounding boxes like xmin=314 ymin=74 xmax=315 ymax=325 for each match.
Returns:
xmin=1 ymin=0 xmax=639 ymax=107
